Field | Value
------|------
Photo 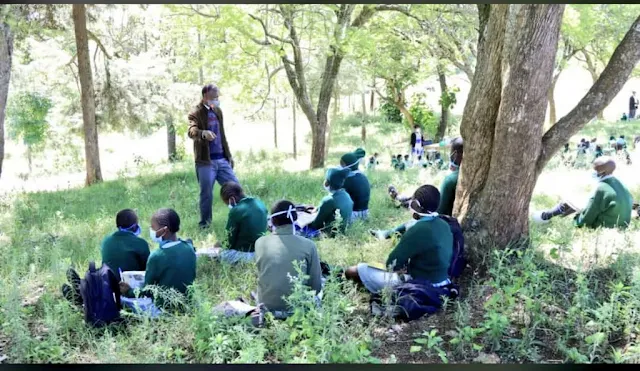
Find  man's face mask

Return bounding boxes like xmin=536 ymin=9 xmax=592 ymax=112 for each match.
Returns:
xmin=208 ymin=99 xmax=220 ymax=108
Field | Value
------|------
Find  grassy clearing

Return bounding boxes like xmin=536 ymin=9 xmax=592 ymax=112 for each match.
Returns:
xmin=2 ymin=118 xmax=640 ymax=363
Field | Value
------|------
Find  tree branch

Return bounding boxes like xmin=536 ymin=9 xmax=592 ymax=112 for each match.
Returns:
xmin=87 ymin=30 xmax=111 ymax=59
xmin=248 ymin=13 xmax=293 ymax=45
xmin=188 ymin=4 xmax=220 ymax=19
xmin=537 ymin=15 xmax=640 ymax=173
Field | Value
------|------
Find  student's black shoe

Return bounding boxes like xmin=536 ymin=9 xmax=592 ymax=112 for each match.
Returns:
xmin=559 ymin=202 xmax=577 ymax=217
xmin=66 ymin=268 xmax=81 ymax=288
xmin=198 ymin=222 xmax=210 ymax=230
xmin=61 ymin=284 xmax=83 ymax=307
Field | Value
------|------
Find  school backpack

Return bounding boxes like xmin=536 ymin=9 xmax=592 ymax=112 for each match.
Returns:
xmin=438 ymin=215 xmax=466 ymax=279
xmin=80 ymin=262 xmax=122 ymax=328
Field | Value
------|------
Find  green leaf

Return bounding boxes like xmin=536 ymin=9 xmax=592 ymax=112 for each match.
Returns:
xmin=409 ymin=346 xmax=423 ymax=353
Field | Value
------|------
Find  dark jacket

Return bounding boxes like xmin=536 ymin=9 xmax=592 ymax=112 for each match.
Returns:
xmin=410 ymin=133 xmax=433 ymax=147
xmin=187 ymin=102 xmax=232 ymax=165
xmin=631 ymin=96 xmax=638 ymax=111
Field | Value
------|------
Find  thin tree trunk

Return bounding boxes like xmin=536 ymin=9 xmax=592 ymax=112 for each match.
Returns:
xmin=292 ymin=96 xmax=297 ymax=159
xmin=73 ymin=4 xmax=103 ymax=186
xmin=273 ymin=97 xmax=278 ymax=149
xmin=361 ymin=91 xmax=367 ymax=142
xmin=456 ymin=5 xmax=564 ymax=263
xmin=370 ymin=89 xmax=375 ymax=112
xmin=167 ymin=114 xmax=177 ymax=162
xmin=325 ymin=85 xmax=339 ymax=159
xmin=0 ymin=21 xmax=13 ymax=180
xmin=437 ymin=64 xmax=449 ymax=141
xmin=397 ymin=103 xmax=414 ymax=128
xmin=197 ymin=32 xmax=203 ymax=85
xmin=583 ymin=51 xmax=604 ymax=120
xmin=27 ymin=146 xmax=32 ymax=174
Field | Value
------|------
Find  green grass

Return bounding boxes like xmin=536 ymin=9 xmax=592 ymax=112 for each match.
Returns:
xmin=2 ymin=120 xmax=640 ymax=363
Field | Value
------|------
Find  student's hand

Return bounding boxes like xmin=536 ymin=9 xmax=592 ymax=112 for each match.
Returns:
xmin=202 ymin=130 xmax=216 ymax=142
xmin=119 ymin=282 xmax=131 ymax=295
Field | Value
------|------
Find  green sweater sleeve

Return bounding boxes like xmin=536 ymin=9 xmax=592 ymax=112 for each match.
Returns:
xmin=138 ymin=241 xmax=151 ymax=271
xmin=225 ymin=209 xmax=240 ymax=250
xmin=307 ymin=245 xmax=323 ymax=294
xmin=575 ymin=188 xmax=605 ymax=228
xmin=386 ymin=226 xmax=421 ymax=272
xmin=310 ymin=196 xmax=336 ymax=231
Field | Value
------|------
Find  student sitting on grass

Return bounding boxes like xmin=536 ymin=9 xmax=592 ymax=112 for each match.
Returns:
xmin=367 ymin=153 xmax=380 ymax=170
xmin=211 ymin=182 xmax=268 ymax=264
xmin=403 ymin=154 xmax=412 ymax=168
xmin=299 ymin=167 xmax=353 ymax=238
xmin=394 ymin=154 xmax=406 ymax=171
xmin=532 ymin=157 xmax=633 ymax=229
xmin=101 ymin=209 xmax=150 ymax=281
xmin=345 ymin=185 xmax=453 ymax=294
xmin=341 ymin=152 xmax=371 ymax=221
xmin=255 ymin=200 xmax=323 ymax=319
xmin=119 ymin=208 xmax=197 ymax=310
xmin=437 ymin=137 xmax=463 ymax=216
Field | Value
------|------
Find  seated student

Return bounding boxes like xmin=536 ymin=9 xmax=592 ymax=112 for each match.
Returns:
xmin=616 ymin=135 xmax=627 ymax=152
xmin=346 ymin=185 xmax=453 ymax=294
xmin=622 ymin=112 xmax=628 ymax=121
xmin=119 ymin=208 xmax=197 ymax=309
xmin=300 ymin=167 xmax=354 ymax=238
xmin=437 ymin=137 xmax=463 ymax=216
xmin=403 ymin=154 xmax=412 ymax=168
xmin=255 ymin=200 xmax=323 ymax=319
xmin=394 ymin=154 xmax=406 ymax=171
xmin=61 ymin=209 xmax=150 ymax=306
xmin=532 ymin=157 xmax=633 ymax=229
xmin=609 ymin=136 xmax=617 ymax=149
xmin=341 ymin=152 xmax=371 ymax=221
xmin=101 ymin=209 xmax=150 ymax=281
xmin=212 ymin=182 xmax=268 ymax=264
xmin=594 ymin=145 xmax=604 ymax=159
xmin=367 ymin=153 xmax=380 ymax=170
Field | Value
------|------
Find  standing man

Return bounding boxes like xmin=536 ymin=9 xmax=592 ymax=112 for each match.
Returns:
xmin=188 ymin=84 xmax=239 ymax=229
xmin=410 ymin=125 xmax=424 ymax=163
xmin=630 ymin=91 xmax=638 ymax=120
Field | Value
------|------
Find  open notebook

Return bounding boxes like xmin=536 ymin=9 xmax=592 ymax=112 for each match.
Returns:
xmin=296 ymin=211 xmax=317 ymax=228
xmin=121 ymin=271 xmax=145 ymax=290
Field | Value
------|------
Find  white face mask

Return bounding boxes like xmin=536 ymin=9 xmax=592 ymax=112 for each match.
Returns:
xmin=149 ymin=227 xmax=163 ymax=244
xmin=323 ymin=184 xmax=331 ymax=192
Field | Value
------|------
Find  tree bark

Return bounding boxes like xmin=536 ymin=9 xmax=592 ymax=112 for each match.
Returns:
xmin=397 ymin=103 xmax=414 ymax=128
xmin=582 ymin=51 xmax=605 ymax=120
xmin=292 ymin=96 xmax=297 ymax=159
xmin=273 ymin=97 xmax=278 ymax=149
xmin=547 ymin=73 xmax=560 ymax=125
xmin=0 ymin=21 xmax=13 ymax=180
xmin=73 ymin=4 xmax=103 ymax=186
xmin=167 ymin=114 xmax=177 ymax=162
xmin=370 ymin=88 xmax=375 ymax=112
xmin=437 ymin=64 xmax=449 ymax=141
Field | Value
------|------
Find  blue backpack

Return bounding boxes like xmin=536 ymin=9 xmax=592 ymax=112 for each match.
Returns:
xmin=438 ymin=215 xmax=466 ymax=279
xmin=80 ymin=262 xmax=122 ymax=327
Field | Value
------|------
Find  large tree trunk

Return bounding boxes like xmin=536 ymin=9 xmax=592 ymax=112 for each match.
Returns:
xmin=437 ymin=64 xmax=449 ymax=141
xmin=0 ymin=21 xmax=13 ymax=180
xmin=455 ymin=4 xmax=564 ymax=262
xmin=166 ymin=114 xmax=177 ymax=162
xmin=292 ymin=96 xmax=297 ymax=159
xmin=547 ymin=73 xmax=560 ymax=125
xmin=73 ymin=4 xmax=103 ymax=186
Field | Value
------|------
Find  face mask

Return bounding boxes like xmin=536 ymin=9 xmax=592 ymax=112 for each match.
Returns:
xmin=228 ymin=198 xmax=236 ymax=209
xmin=324 ymin=184 xmax=331 ymax=192
xmin=119 ymin=224 xmax=141 ymax=236
xmin=450 ymin=161 xmax=459 ymax=170
xmin=208 ymin=99 xmax=220 ymax=108
xmin=268 ymin=205 xmax=296 ymax=234
xmin=149 ymin=227 xmax=164 ymax=243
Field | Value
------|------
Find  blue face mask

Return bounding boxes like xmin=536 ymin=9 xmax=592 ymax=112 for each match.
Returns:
xmin=119 ymin=224 xmax=141 ymax=236
xmin=591 ymin=171 xmax=601 ymax=181
xmin=450 ymin=161 xmax=459 ymax=170
xmin=208 ymin=99 xmax=220 ymax=108
xmin=149 ymin=227 xmax=164 ymax=244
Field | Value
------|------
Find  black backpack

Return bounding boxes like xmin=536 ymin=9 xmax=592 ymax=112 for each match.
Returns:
xmin=438 ymin=215 xmax=466 ymax=279
xmin=80 ymin=262 xmax=122 ymax=327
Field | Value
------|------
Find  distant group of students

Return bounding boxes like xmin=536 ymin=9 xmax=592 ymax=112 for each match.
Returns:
xmin=562 ymin=135 xmax=633 ymax=167
xmin=61 ymin=128 xmax=637 ymax=326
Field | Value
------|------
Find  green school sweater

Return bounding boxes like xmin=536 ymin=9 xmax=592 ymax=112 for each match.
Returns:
xmin=309 ymin=189 xmax=354 ymax=232
xmin=254 ymin=226 xmax=322 ymax=312
xmin=575 ymin=176 xmax=633 ymax=229
xmin=343 ymin=172 xmax=371 ymax=212
xmin=126 ymin=240 xmax=196 ymax=307
xmin=386 ymin=217 xmax=453 ymax=283
xmin=100 ymin=231 xmax=150 ymax=280
xmin=226 ymin=197 xmax=268 ymax=252
xmin=437 ymin=170 xmax=459 ymax=216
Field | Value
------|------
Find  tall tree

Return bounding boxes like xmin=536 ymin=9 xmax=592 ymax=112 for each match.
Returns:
xmin=453 ymin=5 xmax=640 ymax=263
xmin=72 ymin=4 xmax=102 ymax=185
xmin=0 ymin=20 xmax=13 ymax=180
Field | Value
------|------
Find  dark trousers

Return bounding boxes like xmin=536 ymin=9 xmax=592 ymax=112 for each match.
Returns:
xmin=196 ymin=159 xmax=239 ymax=227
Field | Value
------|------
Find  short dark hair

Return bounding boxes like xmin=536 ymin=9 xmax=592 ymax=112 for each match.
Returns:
xmin=374 ymin=152 xmax=379 ymax=156
xmin=414 ymin=125 xmax=420 ymax=129
xmin=202 ymin=84 xmax=219 ymax=98
xmin=270 ymin=200 xmax=298 ymax=227
xmin=116 ymin=209 xmax=137 ymax=229
xmin=411 ymin=185 xmax=440 ymax=213
xmin=220 ymin=182 xmax=245 ymax=202
xmin=152 ymin=208 xmax=180 ymax=233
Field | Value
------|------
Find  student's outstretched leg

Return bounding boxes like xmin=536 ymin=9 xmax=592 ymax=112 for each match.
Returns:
xmin=531 ymin=202 xmax=577 ymax=224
